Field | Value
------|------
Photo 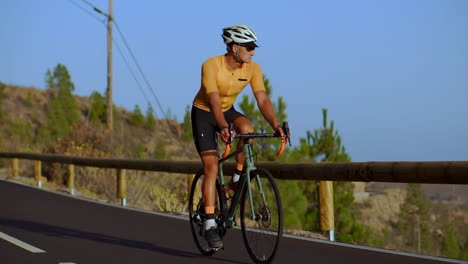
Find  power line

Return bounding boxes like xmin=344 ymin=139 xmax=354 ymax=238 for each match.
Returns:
xmin=77 ymin=0 xmax=108 ymax=18
xmin=113 ymin=20 xmax=169 ymax=120
xmin=67 ymin=1 xmax=152 ymax=118
xmin=67 ymin=0 xmax=179 ymax=136
xmin=79 ymin=0 xmax=98 ymax=9
xmin=72 ymin=0 xmax=170 ymax=121
xmin=66 ymin=2 xmax=151 ymax=109
xmin=111 ymin=21 xmax=180 ymax=135
xmin=67 ymin=0 xmax=106 ymax=24
xmin=112 ymin=37 xmax=152 ymax=114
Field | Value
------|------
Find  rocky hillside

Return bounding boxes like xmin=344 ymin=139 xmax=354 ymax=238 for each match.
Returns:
xmin=0 ymin=84 xmax=197 ymax=160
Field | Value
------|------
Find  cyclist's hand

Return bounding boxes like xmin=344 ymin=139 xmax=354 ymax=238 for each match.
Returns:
xmin=274 ymin=126 xmax=285 ymax=139
xmin=274 ymin=125 xmax=287 ymax=156
xmin=220 ymin=127 xmax=231 ymax=144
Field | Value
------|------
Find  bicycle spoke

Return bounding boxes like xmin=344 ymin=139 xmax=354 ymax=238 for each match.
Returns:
xmin=240 ymin=168 xmax=283 ymax=264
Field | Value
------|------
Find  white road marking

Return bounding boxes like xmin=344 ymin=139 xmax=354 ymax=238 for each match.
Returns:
xmin=0 ymin=232 xmax=46 ymax=253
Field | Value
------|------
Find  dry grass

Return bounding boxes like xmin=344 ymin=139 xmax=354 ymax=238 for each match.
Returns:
xmin=358 ymin=188 xmax=407 ymax=232
xmin=0 ymin=163 xmax=191 ymax=215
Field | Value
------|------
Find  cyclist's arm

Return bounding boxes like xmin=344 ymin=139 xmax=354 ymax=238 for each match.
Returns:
xmin=207 ymin=92 xmax=230 ymax=143
xmin=254 ymin=90 xmax=284 ymax=136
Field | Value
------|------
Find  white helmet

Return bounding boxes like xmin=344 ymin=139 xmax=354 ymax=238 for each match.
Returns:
xmin=222 ymin=25 xmax=258 ymax=46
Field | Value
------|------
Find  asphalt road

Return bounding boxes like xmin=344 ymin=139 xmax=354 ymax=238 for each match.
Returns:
xmin=0 ymin=179 xmax=463 ymax=264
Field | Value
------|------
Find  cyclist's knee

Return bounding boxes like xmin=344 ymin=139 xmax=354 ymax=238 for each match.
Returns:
xmin=234 ymin=117 xmax=253 ymax=134
xmin=201 ymin=152 xmax=218 ymax=175
xmin=204 ymin=163 xmax=218 ymax=176
xmin=237 ymin=122 xmax=254 ymax=134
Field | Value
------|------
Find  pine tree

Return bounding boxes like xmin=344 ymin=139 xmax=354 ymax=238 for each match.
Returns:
xmin=397 ymin=184 xmax=432 ymax=254
xmin=89 ymin=91 xmax=107 ymax=125
xmin=294 ymin=109 xmax=369 ymax=243
xmin=130 ymin=105 xmax=145 ymax=128
xmin=441 ymin=221 xmax=461 ymax=258
xmin=40 ymin=64 xmax=80 ymax=142
xmin=279 ymin=180 xmax=310 ymax=229
xmin=145 ymin=104 xmax=157 ymax=131
xmin=46 ymin=64 xmax=75 ymax=92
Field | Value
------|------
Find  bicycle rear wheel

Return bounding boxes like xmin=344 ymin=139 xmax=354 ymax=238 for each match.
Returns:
xmin=240 ymin=168 xmax=283 ymax=264
xmin=188 ymin=170 xmax=224 ymax=255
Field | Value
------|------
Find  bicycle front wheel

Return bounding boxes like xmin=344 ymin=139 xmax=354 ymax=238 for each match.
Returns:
xmin=240 ymin=168 xmax=283 ymax=264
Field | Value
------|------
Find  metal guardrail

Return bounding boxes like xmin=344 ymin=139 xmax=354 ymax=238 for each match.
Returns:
xmin=1 ymin=152 xmax=467 ymax=184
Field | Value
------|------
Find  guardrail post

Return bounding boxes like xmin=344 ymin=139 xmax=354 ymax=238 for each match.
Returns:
xmin=117 ymin=169 xmax=127 ymax=206
xmin=12 ymin=158 xmax=19 ymax=177
xmin=68 ymin=164 xmax=75 ymax=195
xmin=319 ymin=180 xmax=335 ymax=241
xmin=34 ymin=160 xmax=42 ymax=188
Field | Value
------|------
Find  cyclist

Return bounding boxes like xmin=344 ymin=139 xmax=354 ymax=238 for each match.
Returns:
xmin=191 ymin=24 xmax=285 ymax=249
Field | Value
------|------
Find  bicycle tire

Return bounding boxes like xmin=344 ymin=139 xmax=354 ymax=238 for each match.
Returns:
xmin=188 ymin=170 xmax=225 ymax=255
xmin=240 ymin=168 xmax=283 ymax=264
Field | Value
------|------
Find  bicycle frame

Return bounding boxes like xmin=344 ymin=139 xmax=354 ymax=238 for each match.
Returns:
xmin=217 ymin=138 xmax=266 ymax=228
xmin=189 ymin=123 xmax=288 ymax=263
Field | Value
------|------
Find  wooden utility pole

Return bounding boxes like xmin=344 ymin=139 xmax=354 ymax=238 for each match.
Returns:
xmin=106 ymin=0 xmax=113 ymax=131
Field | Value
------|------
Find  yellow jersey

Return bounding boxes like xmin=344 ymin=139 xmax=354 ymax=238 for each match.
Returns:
xmin=193 ymin=55 xmax=266 ymax=112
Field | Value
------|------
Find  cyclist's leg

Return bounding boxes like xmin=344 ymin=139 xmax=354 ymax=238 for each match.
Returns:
xmin=200 ymin=152 xmax=218 ymax=215
xmin=192 ymin=106 xmax=220 ymax=211
xmin=200 ymin=152 xmax=223 ymax=248
xmin=223 ymin=107 xmax=253 ymax=178
xmin=233 ymin=116 xmax=253 ymax=170
xmin=191 ymin=106 xmax=223 ymax=248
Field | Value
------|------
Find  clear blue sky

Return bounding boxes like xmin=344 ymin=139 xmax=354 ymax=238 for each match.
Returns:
xmin=1 ymin=0 xmax=467 ymax=162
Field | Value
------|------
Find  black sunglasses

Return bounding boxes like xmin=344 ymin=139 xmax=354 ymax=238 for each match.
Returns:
xmin=237 ymin=43 xmax=256 ymax=52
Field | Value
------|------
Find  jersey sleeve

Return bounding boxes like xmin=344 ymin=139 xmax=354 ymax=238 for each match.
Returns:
xmin=201 ymin=58 xmax=219 ymax=94
xmin=249 ymin=62 xmax=266 ymax=92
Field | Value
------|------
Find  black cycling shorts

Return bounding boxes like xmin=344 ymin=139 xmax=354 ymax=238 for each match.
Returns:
xmin=191 ymin=105 xmax=245 ymax=153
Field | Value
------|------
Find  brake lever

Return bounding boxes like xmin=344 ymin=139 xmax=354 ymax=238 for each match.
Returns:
xmin=282 ymin=122 xmax=292 ymax=146
xmin=222 ymin=123 xmax=235 ymax=158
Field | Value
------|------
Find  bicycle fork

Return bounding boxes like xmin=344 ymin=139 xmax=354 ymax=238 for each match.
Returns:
xmin=242 ymin=143 xmax=270 ymax=223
